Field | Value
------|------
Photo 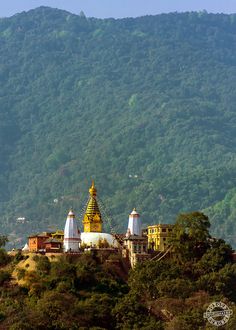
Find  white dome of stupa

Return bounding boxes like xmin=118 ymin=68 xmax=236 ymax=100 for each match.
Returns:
xmin=81 ymin=232 xmax=118 ymax=247
xmin=80 ymin=181 xmax=119 ymax=248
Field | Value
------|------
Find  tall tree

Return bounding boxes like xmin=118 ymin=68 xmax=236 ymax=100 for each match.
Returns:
xmin=171 ymin=212 xmax=211 ymax=261
xmin=0 ymin=236 xmax=8 ymax=248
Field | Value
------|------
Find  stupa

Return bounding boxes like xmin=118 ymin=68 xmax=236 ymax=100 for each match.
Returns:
xmin=63 ymin=209 xmax=81 ymax=252
xmin=81 ymin=181 xmax=118 ymax=248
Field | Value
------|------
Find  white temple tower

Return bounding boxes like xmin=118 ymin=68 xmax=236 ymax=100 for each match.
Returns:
xmin=128 ymin=208 xmax=141 ymax=236
xmin=63 ymin=209 xmax=81 ymax=252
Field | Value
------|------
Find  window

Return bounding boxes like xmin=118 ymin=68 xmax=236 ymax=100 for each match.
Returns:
xmin=162 ymin=228 xmax=166 ymax=232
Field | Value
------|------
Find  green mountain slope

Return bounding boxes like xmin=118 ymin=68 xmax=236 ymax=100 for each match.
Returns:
xmin=1 ymin=7 xmax=236 ymax=246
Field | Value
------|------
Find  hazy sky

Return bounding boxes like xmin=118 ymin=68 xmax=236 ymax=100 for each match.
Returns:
xmin=0 ymin=0 xmax=236 ymax=18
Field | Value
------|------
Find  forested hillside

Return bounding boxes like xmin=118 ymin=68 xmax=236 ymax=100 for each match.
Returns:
xmin=0 ymin=7 xmax=236 ymax=247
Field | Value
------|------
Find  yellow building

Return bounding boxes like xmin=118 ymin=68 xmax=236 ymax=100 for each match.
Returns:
xmin=83 ymin=181 xmax=103 ymax=233
xmin=147 ymin=224 xmax=173 ymax=251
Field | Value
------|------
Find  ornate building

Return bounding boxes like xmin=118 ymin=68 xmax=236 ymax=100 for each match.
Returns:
xmin=82 ymin=181 xmax=103 ymax=233
xmin=81 ymin=181 xmax=118 ymax=248
xmin=26 ymin=181 xmax=172 ymax=264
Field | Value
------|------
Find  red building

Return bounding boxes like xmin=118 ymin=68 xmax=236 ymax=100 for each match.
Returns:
xmin=28 ymin=232 xmax=52 ymax=252
xmin=44 ymin=238 xmax=62 ymax=253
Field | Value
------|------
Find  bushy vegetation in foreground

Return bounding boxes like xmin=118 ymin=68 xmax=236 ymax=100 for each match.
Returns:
xmin=0 ymin=212 xmax=236 ymax=329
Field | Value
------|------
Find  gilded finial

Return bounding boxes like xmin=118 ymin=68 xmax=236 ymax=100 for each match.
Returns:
xmin=89 ymin=180 xmax=97 ymax=197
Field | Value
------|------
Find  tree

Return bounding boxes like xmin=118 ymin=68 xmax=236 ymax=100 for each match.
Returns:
xmin=0 ymin=235 xmax=8 ymax=248
xmin=195 ymin=238 xmax=233 ymax=275
xmin=0 ymin=270 xmax=11 ymax=285
xmin=35 ymin=255 xmax=51 ymax=275
xmin=0 ymin=248 xmax=10 ymax=266
xmin=171 ymin=212 xmax=211 ymax=261
xmin=112 ymin=293 xmax=164 ymax=330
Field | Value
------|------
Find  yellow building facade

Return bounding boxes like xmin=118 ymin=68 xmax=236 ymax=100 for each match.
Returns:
xmin=83 ymin=181 xmax=103 ymax=233
xmin=147 ymin=224 xmax=173 ymax=251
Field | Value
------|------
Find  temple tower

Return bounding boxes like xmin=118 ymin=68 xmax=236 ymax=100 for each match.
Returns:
xmin=128 ymin=208 xmax=141 ymax=236
xmin=83 ymin=181 xmax=103 ymax=233
xmin=63 ymin=209 xmax=81 ymax=252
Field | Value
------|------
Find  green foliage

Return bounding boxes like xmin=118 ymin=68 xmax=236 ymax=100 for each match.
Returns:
xmin=13 ymin=251 xmax=25 ymax=263
xmin=75 ymin=293 xmax=115 ymax=329
xmin=0 ymin=236 xmax=8 ymax=248
xmin=0 ymin=234 xmax=236 ymax=329
xmin=171 ymin=212 xmax=211 ymax=261
xmin=195 ymin=238 xmax=233 ymax=274
xmin=166 ymin=308 xmax=206 ymax=330
xmin=34 ymin=255 xmax=51 ymax=275
xmin=0 ymin=253 xmax=131 ymax=329
xmin=112 ymin=293 xmax=164 ymax=330
xmin=0 ymin=248 xmax=11 ymax=266
xmin=0 ymin=270 xmax=11 ymax=285
xmin=156 ymin=278 xmax=195 ymax=299
xmin=197 ymin=264 xmax=236 ymax=301
xmin=16 ymin=268 xmax=26 ymax=280
xmin=0 ymin=8 xmax=235 ymax=247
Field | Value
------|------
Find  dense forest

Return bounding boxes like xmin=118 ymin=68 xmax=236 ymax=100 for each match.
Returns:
xmin=0 ymin=213 xmax=236 ymax=329
xmin=0 ymin=7 xmax=236 ymax=247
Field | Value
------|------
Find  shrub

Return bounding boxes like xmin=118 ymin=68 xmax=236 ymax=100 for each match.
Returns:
xmin=17 ymin=268 xmax=26 ymax=280
xmin=0 ymin=248 xmax=11 ymax=266
xmin=0 ymin=270 xmax=11 ymax=285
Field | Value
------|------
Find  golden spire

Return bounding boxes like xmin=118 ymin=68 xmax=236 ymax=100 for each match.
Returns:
xmin=89 ymin=180 xmax=97 ymax=197
xmin=83 ymin=181 xmax=102 ymax=233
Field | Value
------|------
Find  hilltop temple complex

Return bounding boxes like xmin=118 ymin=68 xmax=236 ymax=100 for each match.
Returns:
xmin=27 ymin=181 xmax=173 ymax=267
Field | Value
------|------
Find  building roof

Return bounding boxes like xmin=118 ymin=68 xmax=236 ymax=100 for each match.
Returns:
xmin=44 ymin=238 xmax=62 ymax=244
xmin=85 ymin=197 xmax=101 ymax=216
xmin=28 ymin=232 xmax=52 ymax=238
xmin=68 ymin=210 xmax=75 ymax=217
xmin=130 ymin=208 xmax=139 ymax=216
xmin=148 ymin=224 xmax=173 ymax=228
xmin=64 ymin=209 xmax=80 ymax=239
